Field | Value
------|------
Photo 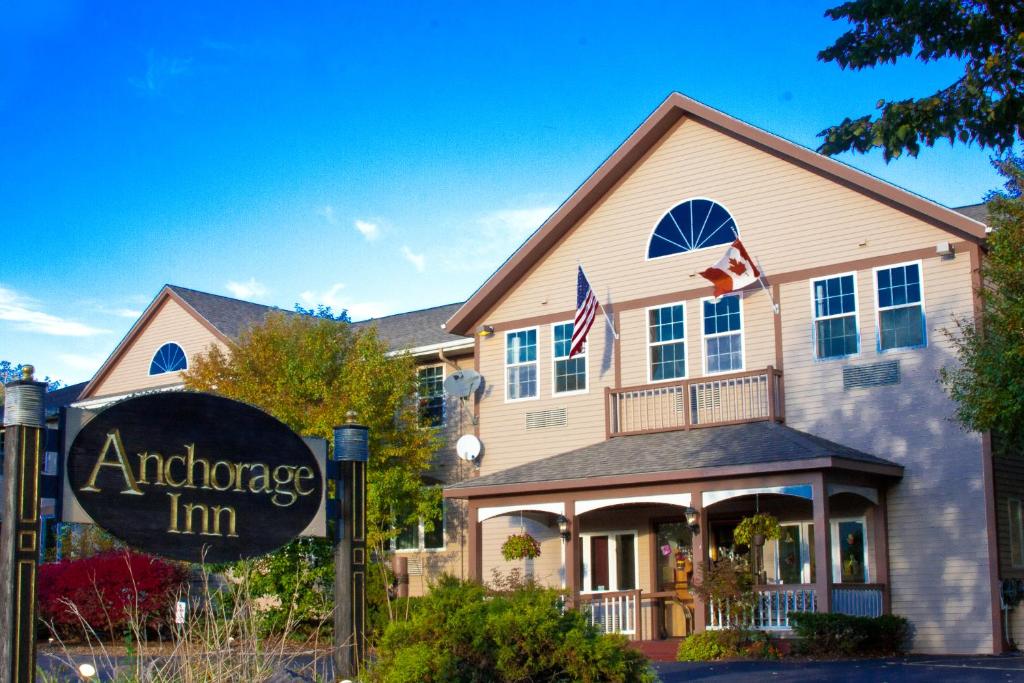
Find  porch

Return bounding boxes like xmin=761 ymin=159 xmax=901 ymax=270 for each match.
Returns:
xmin=445 ymin=422 xmax=902 ymax=641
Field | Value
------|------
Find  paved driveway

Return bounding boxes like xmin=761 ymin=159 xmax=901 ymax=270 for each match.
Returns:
xmin=655 ymin=656 xmax=1024 ymax=682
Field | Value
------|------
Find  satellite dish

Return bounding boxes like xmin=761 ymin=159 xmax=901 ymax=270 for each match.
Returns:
xmin=443 ymin=369 xmax=482 ymax=399
xmin=456 ymin=434 xmax=482 ymax=462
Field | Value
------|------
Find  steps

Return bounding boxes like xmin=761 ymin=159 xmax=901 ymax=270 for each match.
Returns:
xmin=629 ymin=639 xmax=681 ymax=662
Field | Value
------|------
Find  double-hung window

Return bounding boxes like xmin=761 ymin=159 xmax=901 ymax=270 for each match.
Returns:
xmin=394 ymin=501 xmax=445 ymax=552
xmin=417 ymin=366 xmax=445 ymax=427
xmin=506 ymin=328 xmax=538 ymax=400
xmin=649 ymin=304 xmax=686 ymax=381
xmin=876 ymin=262 xmax=926 ymax=351
xmin=812 ymin=274 xmax=858 ymax=359
xmin=703 ymin=296 xmax=743 ymax=373
xmin=552 ymin=322 xmax=586 ymax=394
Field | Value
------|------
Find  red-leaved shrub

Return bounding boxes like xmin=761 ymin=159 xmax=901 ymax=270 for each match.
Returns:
xmin=38 ymin=550 xmax=187 ymax=638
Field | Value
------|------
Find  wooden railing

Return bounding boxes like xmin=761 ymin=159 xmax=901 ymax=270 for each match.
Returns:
xmin=832 ymin=584 xmax=885 ymax=618
xmin=606 ymin=366 xmax=784 ymax=437
xmin=577 ymin=589 xmax=641 ymax=637
xmin=707 ymin=585 xmax=816 ymax=631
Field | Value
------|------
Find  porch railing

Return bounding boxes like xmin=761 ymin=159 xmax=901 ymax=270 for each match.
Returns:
xmin=832 ymin=584 xmax=885 ymax=618
xmin=577 ymin=589 xmax=641 ymax=637
xmin=606 ymin=366 xmax=784 ymax=437
xmin=707 ymin=585 xmax=816 ymax=631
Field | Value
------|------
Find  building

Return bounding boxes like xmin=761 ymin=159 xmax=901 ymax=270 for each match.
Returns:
xmin=48 ymin=93 xmax=1021 ymax=654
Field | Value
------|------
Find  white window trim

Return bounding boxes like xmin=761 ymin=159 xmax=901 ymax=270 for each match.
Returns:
xmin=646 ymin=302 xmax=689 ymax=384
xmin=645 ymin=196 xmax=741 ymax=262
xmin=872 ymin=260 xmax=928 ymax=353
xmin=1010 ymin=498 xmax=1024 ymax=568
xmin=550 ymin=320 xmax=589 ymax=397
xmin=504 ymin=326 xmax=540 ymax=403
xmin=149 ymin=340 xmax=189 ymax=376
xmin=773 ymin=521 xmax=814 ymax=585
xmin=700 ymin=294 xmax=746 ymax=376
xmin=809 ymin=272 xmax=861 ymax=361
xmin=579 ymin=530 xmax=640 ymax=593
xmin=830 ymin=516 xmax=871 ymax=584
xmin=416 ymin=363 xmax=446 ymax=427
xmin=393 ymin=501 xmax=447 ymax=553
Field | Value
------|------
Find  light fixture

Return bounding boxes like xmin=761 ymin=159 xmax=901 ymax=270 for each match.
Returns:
xmin=477 ymin=324 xmax=494 ymax=337
xmin=684 ymin=507 xmax=700 ymax=534
xmin=555 ymin=514 xmax=570 ymax=541
xmin=78 ymin=663 xmax=97 ymax=680
xmin=937 ymin=241 xmax=954 ymax=258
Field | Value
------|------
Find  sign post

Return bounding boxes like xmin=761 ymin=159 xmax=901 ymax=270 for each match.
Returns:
xmin=333 ymin=412 xmax=368 ymax=679
xmin=0 ymin=366 xmax=47 ymax=683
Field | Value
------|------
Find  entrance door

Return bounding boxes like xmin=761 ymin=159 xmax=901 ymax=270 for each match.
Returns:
xmin=580 ymin=532 xmax=638 ymax=592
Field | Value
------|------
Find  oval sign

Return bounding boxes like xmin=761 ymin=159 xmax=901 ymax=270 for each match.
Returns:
xmin=68 ymin=392 xmax=323 ymax=563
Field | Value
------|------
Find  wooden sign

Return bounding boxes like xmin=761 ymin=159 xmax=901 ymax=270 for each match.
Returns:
xmin=66 ymin=393 xmax=324 ymax=563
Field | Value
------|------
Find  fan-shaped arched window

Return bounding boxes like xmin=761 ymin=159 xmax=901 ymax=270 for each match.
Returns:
xmin=149 ymin=342 xmax=187 ymax=375
xmin=647 ymin=198 xmax=738 ymax=259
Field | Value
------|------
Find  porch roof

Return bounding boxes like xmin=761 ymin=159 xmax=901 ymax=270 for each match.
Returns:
xmin=445 ymin=422 xmax=902 ymax=497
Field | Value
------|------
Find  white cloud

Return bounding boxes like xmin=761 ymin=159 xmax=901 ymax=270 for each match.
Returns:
xmin=354 ymin=219 xmax=380 ymax=241
xmin=110 ymin=307 xmax=143 ymax=319
xmin=297 ymin=283 xmax=390 ymax=320
xmin=0 ymin=286 xmax=109 ymax=337
xmin=443 ymin=205 xmax=555 ymax=273
xmin=129 ymin=50 xmax=192 ymax=95
xmin=317 ymin=205 xmax=339 ymax=226
xmin=401 ymin=246 xmax=426 ymax=273
xmin=226 ymin=278 xmax=268 ymax=300
xmin=57 ymin=352 xmax=108 ymax=373
xmin=478 ymin=207 xmax=555 ymax=239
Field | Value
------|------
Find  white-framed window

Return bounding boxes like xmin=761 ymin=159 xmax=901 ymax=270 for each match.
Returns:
xmin=811 ymin=273 xmax=859 ymax=359
xmin=580 ymin=530 xmax=638 ymax=593
xmin=149 ymin=341 xmax=188 ymax=375
xmin=648 ymin=303 xmax=687 ymax=382
xmin=702 ymin=295 xmax=744 ymax=374
xmin=874 ymin=261 xmax=926 ymax=351
xmin=393 ymin=501 xmax=446 ymax=552
xmin=417 ymin=365 xmax=445 ymax=427
xmin=1010 ymin=498 xmax=1024 ymax=568
xmin=831 ymin=517 xmax=870 ymax=584
xmin=772 ymin=521 xmax=814 ymax=585
xmin=505 ymin=328 xmax=539 ymax=401
xmin=552 ymin=321 xmax=587 ymax=395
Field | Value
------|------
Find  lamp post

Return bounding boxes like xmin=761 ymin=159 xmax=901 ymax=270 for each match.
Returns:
xmin=332 ymin=412 xmax=368 ymax=679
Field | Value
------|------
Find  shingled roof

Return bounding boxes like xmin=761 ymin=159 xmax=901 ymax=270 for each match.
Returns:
xmin=447 ymin=422 xmax=901 ymax=494
xmin=955 ymin=203 xmax=989 ymax=225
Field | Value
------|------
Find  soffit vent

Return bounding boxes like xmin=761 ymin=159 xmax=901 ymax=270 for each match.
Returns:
xmin=843 ymin=360 xmax=900 ymax=390
xmin=526 ymin=407 xmax=568 ymax=429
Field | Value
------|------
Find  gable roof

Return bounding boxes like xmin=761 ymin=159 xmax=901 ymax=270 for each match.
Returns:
xmin=444 ymin=92 xmax=989 ymax=336
xmin=955 ymin=202 xmax=989 ymax=225
xmin=446 ymin=421 xmax=902 ymax=496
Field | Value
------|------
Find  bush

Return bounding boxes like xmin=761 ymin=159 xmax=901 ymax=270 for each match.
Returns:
xmin=368 ymin=575 xmax=655 ymax=682
xmin=38 ymin=550 xmax=187 ymax=639
xmin=676 ymin=629 xmax=779 ymax=661
xmin=788 ymin=612 xmax=909 ymax=656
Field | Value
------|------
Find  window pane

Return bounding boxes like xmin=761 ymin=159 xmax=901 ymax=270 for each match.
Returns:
xmin=417 ymin=366 xmax=445 ymax=427
xmin=838 ymin=521 xmax=866 ymax=583
xmin=616 ymin=534 xmax=636 ymax=590
xmin=395 ymin=522 xmax=418 ymax=551
xmin=553 ymin=323 xmax=573 ymax=358
xmin=778 ymin=525 xmax=802 ymax=585
xmin=506 ymin=330 xmax=537 ymax=364
xmin=423 ymin=504 xmax=444 ymax=550
xmin=706 ymin=333 xmax=742 ymax=373
xmin=649 ymin=305 xmax=684 ymax=343
xmin=816 ymin=316 xmax=858 ymax=358
xmin=814 ymin=275 xmax=856 ymax=318
xmin=652 ymin=341 xmax=686 ymax=380
xmin=507 ymin=364 xmax=537 ymax=399
xmin=555 ymin=356 xmax=586 ymax=393
xmin=877 ymin=264 xmax=921 ymax=311
xmin=880 ymin=306 xmax=924 ymax=350
xmin=703 ymin=296 xmax=740 ymax=335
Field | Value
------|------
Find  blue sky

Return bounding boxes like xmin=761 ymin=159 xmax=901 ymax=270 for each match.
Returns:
xmin=0 ymin=1 xmax=1005 ymax=384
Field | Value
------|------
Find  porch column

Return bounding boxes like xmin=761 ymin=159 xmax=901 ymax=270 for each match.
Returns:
xmin=872 ymin=488 xmax=891 ymax=614
xmin=811 ymin=472 xmax=832 ymax=613
xmin=564 ymin=498 xmax=578 ymax=603
xmin=467 ymin=501 xmax=482 ymax=582
xmin=691 ymin=488 xmax=707 ymax=633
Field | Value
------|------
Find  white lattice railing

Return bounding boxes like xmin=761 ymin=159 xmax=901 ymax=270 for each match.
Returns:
xmin=832 ymin=585 xmax=885 ymax=617
xmin=707 ymin=586 xmax=817 ymax=631
xmin=578 ymin=589 xmax=641 ymax=637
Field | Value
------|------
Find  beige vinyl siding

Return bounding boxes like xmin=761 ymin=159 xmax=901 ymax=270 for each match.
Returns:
xmin=89 ymin=298 xmax=228 ymax=397
xmin=481 ymin=514 xmax=563 ymax=587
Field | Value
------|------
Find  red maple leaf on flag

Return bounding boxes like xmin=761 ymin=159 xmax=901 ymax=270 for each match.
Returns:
xmin=728 ymin=258 xmax=747 ymax=276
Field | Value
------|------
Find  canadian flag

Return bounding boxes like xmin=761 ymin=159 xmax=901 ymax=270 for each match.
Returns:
xmin=699 ymin=239 xmax=762 ymax=297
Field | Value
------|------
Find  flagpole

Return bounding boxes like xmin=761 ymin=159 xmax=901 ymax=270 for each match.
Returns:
xmin=578 ymin=261 xmax=619 ymax=339
xmin=753 ymin=260 xmax=780 ymax=315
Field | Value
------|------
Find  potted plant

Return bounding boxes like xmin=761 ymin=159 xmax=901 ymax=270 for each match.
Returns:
xmin=501 ymin=532 xmax=541 ymax=561
xmin=733 ymin=513 xmax=781 ymax=548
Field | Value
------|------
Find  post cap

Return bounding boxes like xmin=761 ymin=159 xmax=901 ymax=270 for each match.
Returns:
xmin=345 ymin=410 xmax=359 ymax=425
xmin=21 ymin=364 xmax=34 ymax=381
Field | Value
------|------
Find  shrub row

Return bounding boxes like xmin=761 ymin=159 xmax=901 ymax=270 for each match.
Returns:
xmin=788 ymin=612 xmax=909 ymax=656
xmin=676 ymin=629 xmax=780 ymax=661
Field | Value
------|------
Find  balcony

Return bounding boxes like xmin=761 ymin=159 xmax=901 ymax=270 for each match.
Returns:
xmin=605 ymin=366 xmax=784 ymax=437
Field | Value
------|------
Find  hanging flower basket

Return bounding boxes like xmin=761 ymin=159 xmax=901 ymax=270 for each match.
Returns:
xmin=733 ymin=513 xmax=782 ymax=547
xmin=501 ymin=532 xmax=541 ymax=561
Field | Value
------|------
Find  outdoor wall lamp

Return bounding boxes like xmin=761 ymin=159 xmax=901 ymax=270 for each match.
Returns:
xmin=477 ymin=324 xmax=494 ymax=337
xmin=684 ymin=507 xmax=700 ymax=535
xmin=555 ymin=514 xmax=571 ymax=541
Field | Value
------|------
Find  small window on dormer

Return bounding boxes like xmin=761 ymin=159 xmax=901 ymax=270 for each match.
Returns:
xmin=647 ymin=199 xmax=737 ymax=259
xmin=150 ymin=342 xmax=187 ymax=375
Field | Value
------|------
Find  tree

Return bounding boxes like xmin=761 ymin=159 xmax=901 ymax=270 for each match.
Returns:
xmin=0 ymin=360 xmax=64 ymax=401
xmin=293 ymin=303 xmax=352 ymax=322
xmin=817 ymin=1 xmax=1024 ymax=160
xmin=941 ymin=158 xmax=1024 ymax=454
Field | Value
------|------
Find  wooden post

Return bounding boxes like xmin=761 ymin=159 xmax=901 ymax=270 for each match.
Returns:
xmin=691 ymin=491 xmax=708 ymax=633
xmin=564 ymin=499 xmax=577 ymax=604
xmin=0 ymin=366 xmax=46 ymax=683
xmin=333 ymin=413 xmax=368 ymax=680
xmin=811 ymin=472 xmax=833 ymax=613
xmin=467 ymin=502 xmax=481 ymax=582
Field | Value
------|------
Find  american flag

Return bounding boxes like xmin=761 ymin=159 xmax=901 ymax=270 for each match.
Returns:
xmin=570 ymin=266 xmax=598 ymax=358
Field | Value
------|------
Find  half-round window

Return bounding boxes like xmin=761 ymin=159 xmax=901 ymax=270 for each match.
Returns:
xmin=149 ymin=342 xmax=187 ymax=375
xmin=647 ymin=198 xmax=738 ymax=259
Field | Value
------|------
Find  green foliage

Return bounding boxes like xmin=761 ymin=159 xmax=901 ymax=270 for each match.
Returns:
xmin=941 ymin=159 xmax=1024 ymax=454
xmin=293 ymin=303 xmax=352 ymax=322
xmin=692 ymin=554 xmax=755 ymax=624
xmin=500 ymin=532 xmax=541 ymax=561
xmin=368 ymin=576 xmax=655 ymax=683
xmin=817 ymin=1 xmax=1024 ymax=160
xmin=732 ymin=513 xmax=782 ymax=546
xmin=676 ymin=628 xmax=779 ymax=661
xmin=789 ymin=612 xmax=909 ymax=656
xmin=0 ymin=360 xmax=64 ymax=401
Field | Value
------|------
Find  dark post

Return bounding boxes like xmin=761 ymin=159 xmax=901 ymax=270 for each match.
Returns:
xmin=0 ymin=366 xmax=46 ymax=683
xmin=332 ymin=412 xmax=368 ymax=679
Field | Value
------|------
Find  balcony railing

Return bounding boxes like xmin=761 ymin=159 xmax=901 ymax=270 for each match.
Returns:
xmin=832 ymin=584 xmax=885 ymax=618
xmin=606 ymin=366 xmax=784 ymax=437
xmin=578 ymin=589 xmax=641 ymax=637
xmin=707 ymin=585 xmax=817 ymax=631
